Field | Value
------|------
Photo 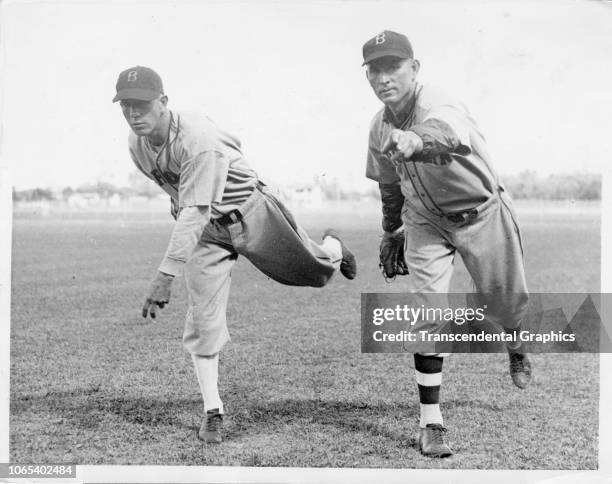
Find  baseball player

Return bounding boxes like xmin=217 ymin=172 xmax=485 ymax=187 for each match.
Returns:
xmin=362 ymin=31 xmax=531 ymax=457
xmin=113 ymin=66 xmax=357 ymax=444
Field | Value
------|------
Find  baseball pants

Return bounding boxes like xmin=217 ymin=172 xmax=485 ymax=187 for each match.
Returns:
xmin=183 ymin=184 xmax=342 ymax=356
xmin=401 ymin=187 xmax=529 ymax=333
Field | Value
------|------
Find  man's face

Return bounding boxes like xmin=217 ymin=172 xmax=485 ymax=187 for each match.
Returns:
xmin=120 ymin=96 xmax=167 ymax=137
xmin=366 ymin=56 xmax=419 ymax=110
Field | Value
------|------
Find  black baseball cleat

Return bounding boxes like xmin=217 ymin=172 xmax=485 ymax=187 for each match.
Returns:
xmin=198 ymin=408 xmax=223 ymax=443
xmin=419 ymin=424 xmax=454 ymax=458
xmin=323 ymin=229 xmax=357 ymax=280
xmin=508 ymin=351 xmax=532 ymax=389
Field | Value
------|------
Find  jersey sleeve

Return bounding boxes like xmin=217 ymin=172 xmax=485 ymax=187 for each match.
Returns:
xmin=158 ymin=205 xmax=211 ymax=276
xmin=179 ymin=150 xmax=229 ymax=208
xmin=408 ymin=104 xmax=472 ymax=160
xmin=365 ymin=123 xmax=400 ymax=184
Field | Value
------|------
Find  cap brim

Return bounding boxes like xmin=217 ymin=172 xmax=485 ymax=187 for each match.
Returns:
xmin=362 ymin=50 xmax=411 ymax=66
xmin=112 ymin=88 xmax=160 ymax=103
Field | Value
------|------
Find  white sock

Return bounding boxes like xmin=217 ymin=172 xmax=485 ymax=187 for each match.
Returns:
xmin=322 ymin=236 xmax=342 ymax=263
xmin=191 ymin=353 xmax=224 ymax=414
xmin=419 ymin=404 xmax=443 ymax=428
xmin=415 ymin=366 xmax=443 ymax=428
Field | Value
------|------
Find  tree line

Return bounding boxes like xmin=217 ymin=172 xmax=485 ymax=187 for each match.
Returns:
xmin=12 ymin=170 xmax=601 ymax=202
xmin=500 ymin=171 xmax=600 ymax=200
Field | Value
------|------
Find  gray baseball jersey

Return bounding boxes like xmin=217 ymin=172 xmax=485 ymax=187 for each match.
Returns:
xmin=367 ymin=83 xmax=502 ymax=217
xmin=127 ymin=110 xmax=342 ymax=355
xmin=366 ymin=83 xmax=528 ymax=329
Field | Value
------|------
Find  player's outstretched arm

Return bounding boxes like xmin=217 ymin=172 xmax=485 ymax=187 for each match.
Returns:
xmin=382 ymin=129 xmax=423 ymax=163
xmin=409 ymin=118 xmax=470 ymax=160
xmin=141 ymin=205 xmax=211 ymax=319
xmin=383 ymin=115 xmax=471 ymax=164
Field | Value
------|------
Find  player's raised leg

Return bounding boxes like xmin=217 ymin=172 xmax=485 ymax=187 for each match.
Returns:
xmin=322 ymin=228 xmax=357 ymax=280
xmin=227 ymin=185 xmax=356 ymax=287
xmin=458 ymin=192 xmax=531 ymax=388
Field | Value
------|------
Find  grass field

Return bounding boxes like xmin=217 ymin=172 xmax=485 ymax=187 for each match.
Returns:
xmin=9 ymin=203 xmax=600 ymax=469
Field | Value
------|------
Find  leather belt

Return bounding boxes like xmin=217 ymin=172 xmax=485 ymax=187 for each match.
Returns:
xmin=214 ymin=180 xmax=265 ymax=226
xmin=446 ymin=209 xmax=478 ymax=224
xmin=215 ymin=209 xmax=243 ymax=226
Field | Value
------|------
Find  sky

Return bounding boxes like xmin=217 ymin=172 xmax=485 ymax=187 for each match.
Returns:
xmin=1 ymin=0 xmax=611 ymax=191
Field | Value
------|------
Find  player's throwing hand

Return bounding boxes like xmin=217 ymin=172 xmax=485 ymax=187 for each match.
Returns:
xmin=382 ymin=128 xmax=423 ymax=163
xmin=142 ymin=271 xmax=174 ymax=319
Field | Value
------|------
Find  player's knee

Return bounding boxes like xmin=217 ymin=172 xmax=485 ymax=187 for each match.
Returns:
xmin=303 ymin=268 xmax=334 ymax=288
xmin=311 ymin=273 xmax=331 ymax=288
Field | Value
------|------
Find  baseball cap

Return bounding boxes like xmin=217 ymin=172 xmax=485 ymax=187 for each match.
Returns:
xmin=112 ymin=66 xmax=164 ymax=102
xmin=362 ymin=30 xmax=414 ymax=65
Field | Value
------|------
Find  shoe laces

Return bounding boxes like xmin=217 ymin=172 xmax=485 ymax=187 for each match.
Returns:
xmin=206 ymin=411 xmax=222 ymax=432
xmin=426 ymin=424 xmax=447 ymax=444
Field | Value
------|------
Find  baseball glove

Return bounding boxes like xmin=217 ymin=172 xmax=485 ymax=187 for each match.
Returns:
xmin=379 ymin=230 xmax=409 ymax=280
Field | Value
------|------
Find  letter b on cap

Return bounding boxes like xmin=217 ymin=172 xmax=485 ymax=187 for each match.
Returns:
xmin=375 ymin=32 xmax=386 ymax=45
xmin=127 ymin=71 xmax=138 ymax=82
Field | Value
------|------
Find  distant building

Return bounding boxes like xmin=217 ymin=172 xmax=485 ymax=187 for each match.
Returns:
xmin=286 ymin=183 xmax=325 ymax=208
xmin=67 ymin=192 xmax=101 ymax=208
